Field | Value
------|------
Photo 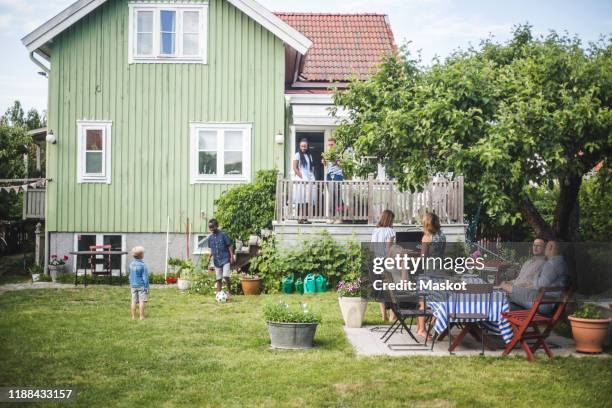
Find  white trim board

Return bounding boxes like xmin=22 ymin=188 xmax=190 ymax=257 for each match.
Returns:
xmin=22 ymin=0 xmax=312 ymax=56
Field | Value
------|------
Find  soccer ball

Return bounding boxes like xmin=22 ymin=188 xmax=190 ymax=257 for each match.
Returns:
xmin=215 ymin=291 xmax=228 ymax=303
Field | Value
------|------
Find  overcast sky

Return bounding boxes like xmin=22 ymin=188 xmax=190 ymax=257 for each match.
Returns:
xmin=1 ymin=0 xmax=610 ymax=114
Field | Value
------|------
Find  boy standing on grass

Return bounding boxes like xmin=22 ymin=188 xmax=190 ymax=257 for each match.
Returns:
xmin=129 ymin=246 xmax=149 ymax=320
xmin=207 ymin=219 xmax=235 ymax=296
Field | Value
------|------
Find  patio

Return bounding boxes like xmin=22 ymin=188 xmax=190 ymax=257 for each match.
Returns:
xmin=344 ymin=325 xmax=595 ymax=358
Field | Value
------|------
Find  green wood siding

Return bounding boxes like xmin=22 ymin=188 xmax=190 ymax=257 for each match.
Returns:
xmin=46 ymin=0 xmax=286 ymax=234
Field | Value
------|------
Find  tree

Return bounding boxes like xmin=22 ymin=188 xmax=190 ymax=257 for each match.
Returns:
xmin=332 ymin=25 xmax=611 ymax=240
xmin=0 ymin=101 xmax=45 ymax=219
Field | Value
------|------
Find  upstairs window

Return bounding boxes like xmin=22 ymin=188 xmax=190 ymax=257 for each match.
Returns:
xmin=77 ymin=120 xmax=112 ymax=184
xmin=190 ymin=123 xmax=252 ymax=183
xmin=129 ymin=3 xmax=207 ymax=63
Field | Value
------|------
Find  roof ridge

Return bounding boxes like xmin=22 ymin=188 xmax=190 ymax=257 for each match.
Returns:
xmin=273 ymin=12 xmax=388 ymax=16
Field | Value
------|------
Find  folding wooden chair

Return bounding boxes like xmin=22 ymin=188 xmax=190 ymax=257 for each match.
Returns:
xmin=380 ymin=271 xmax=433 ymax=350
xmin=446 ymin=283 xmax=494 ymax=355
xmin=501 ymin=286 xmax=572 ymax=362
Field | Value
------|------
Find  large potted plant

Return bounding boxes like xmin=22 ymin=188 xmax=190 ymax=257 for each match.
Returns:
xmin=240 ymin=272 xmax=262 ymax=295
xmin=568 ymin=303 xmax=611 ymax=353
xmin=264 ymin=301 xmax=321 ymax=349
xmin=337 ymin=277 xmax=369 ymax=328
xmin=176 ymin=259 xmax=195 ymax=292
xmin=48 ymin=254 xmax=69 ymax=282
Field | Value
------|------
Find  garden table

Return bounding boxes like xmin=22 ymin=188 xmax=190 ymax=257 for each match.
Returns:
xmin=69 ymin=250 xmax=128 ymax=287
xmin=420 ymin=275 xmax=514 ymax=347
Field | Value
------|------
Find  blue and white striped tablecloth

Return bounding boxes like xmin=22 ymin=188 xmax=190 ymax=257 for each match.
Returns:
xmin=419 ymin=276 xmax=514 ymax=343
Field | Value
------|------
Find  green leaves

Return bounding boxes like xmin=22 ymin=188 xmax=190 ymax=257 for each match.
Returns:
xmin=213 ymin=170 xmax=278 ymax=242
xmin=332 ymin=25 xmax=612 ymax=239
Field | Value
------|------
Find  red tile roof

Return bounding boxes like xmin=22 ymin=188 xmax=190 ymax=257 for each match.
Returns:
xmin=274 ymin=13 xmax=396 ymax=82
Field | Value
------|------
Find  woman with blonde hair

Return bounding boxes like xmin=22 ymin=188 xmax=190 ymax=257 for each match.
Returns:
xmin=417 ymin=212 xmax=446 ymax=337
xmin=371 ymin=209 xmax=396 ymax=321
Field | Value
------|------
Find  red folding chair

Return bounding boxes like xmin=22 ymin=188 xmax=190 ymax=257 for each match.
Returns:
xmin=501 ymin=286 xmax=572 ymax=362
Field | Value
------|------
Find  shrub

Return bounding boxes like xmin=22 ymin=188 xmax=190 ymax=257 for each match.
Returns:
xmin=263 ymin=301 xmax=321 ymax=324
xmin=249 ymin=232 xmax=364 ymax=293
xmin=213 ymin=169 xmax=277 ymax=242
xmin=572 ymin=303 xmax=606 ymax=320
xmin=189 ymin=272 xmax=242 ymax=295
xmin=56 ymin=274 xmax=129 ymax=285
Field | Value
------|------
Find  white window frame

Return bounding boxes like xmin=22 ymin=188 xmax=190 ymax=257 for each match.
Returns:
xmin=77 ymin=120 xmax=112 ymax=184
xmin=190 ymin=122 xmax=252 ymax=184
xmin=128 ymin=2 xmax=208 ymax=64
xmin=193 ymin=234 xmax=211 ymax=255
xmin=72 ymin=233 xmax=127 ymax=275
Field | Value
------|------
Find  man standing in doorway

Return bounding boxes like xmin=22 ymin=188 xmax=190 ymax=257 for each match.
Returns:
xmin=207 ymin=219 xmax=235 ymax=296
xmin=323 ymin=137 xmax=344 ymax=223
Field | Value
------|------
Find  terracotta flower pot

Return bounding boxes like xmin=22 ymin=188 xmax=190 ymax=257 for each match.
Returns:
xmin=338 ymin=297 xmax=368 ymax=328
xmin=568 ymin=316 xmax=612 ymax=353
xmin=241 ymin=277 xmax=262 ymax=295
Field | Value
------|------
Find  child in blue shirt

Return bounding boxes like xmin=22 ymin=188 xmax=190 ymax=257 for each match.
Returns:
xmin=128 ymin=246 xmax=149 ymax=320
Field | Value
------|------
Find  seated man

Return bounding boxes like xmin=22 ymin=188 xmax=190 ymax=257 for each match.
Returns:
xmin=499 ymin=238 xmax=547 ymax=294
xmin=510 ymin=240 xmax=570 ymax=314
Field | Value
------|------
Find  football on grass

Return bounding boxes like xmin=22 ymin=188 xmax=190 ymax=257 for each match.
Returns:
xmin=215 ymin=291 xmax=228 ymax=302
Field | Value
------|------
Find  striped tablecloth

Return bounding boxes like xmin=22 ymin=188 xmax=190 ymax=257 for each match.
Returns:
xmin=419 ymin=275 xmax=514 ymax=343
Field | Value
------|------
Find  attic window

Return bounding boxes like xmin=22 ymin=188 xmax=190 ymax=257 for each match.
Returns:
xmin=128 ymin=3 xmax=208 ymax=63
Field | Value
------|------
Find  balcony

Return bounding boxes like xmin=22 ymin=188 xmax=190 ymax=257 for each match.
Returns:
xmin=275 ymin=176 xmax=464 ymax=225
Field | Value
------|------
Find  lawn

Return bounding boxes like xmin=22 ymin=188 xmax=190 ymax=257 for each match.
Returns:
xmin=0 ymin=287 xmax=610 ymax=407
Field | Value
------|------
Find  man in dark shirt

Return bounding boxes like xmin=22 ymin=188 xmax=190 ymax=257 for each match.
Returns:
xmin=207 ymin=219 xmax=235 ymax=295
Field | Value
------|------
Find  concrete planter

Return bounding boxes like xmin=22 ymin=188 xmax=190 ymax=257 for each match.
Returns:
xmin=266 ymin=321 xmax=318 ymax=349
xmin=338 ymin=297 xmax=368 ymax=328
xmin=48 ymin=265 xmax=65 ymax=282
xmin=177 ymin=278 xmax=192 ymax=292
xmin=568 ymin=316 xmax=612 ymax=353
xmin=31 ymin=273 xmax=41 ymax=282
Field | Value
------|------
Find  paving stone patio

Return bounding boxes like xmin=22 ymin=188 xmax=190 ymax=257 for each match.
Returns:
xmin=344 ymin=325 xmax=610 ymax=358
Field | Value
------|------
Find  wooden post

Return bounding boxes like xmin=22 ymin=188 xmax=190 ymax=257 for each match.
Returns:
xmin=275 ymin=173 xmax=282 ymax=222
xmin=367 ymin=175 xmax=374 ymax=224
xmin=34 ymin=222 xmax=43 ymax=266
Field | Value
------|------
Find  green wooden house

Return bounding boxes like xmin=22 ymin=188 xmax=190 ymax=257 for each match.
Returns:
xmin=22 ymin=0 xmax=464 ymax=273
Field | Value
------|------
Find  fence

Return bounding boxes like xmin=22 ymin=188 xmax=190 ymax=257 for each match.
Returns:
xmin=275 ymin=175 xmax=464 ymax=224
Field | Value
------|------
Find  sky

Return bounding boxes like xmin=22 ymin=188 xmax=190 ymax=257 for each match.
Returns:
xmin=0 ymin=0 xmax=611 ymax=114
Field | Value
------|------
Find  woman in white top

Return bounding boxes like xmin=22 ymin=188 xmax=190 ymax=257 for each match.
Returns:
xmin=292 ymin=139 xmax=316 ymax=224
xmin=371 ymin=209 xmax=396 ymax=321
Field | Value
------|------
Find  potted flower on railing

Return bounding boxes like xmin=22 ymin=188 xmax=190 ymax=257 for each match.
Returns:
xmin=568 ymin=303 xmax=611 ymax=353
xmin=337 ymin=277 xmax=368 ymax=328
xmin=48 ymin=254 xmax=69 ymax=282
xmin=240 ymin=271 xmax=262 ymax=295
xmin=264 ymin=301 xmax=321 ymax=349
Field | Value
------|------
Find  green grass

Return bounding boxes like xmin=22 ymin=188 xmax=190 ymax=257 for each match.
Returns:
xmin=0 ymin=288 xmax=610 ymax=407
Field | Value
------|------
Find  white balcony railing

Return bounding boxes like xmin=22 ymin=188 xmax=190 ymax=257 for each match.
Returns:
xmin=275 ymin=175 xmax=464 ymax=224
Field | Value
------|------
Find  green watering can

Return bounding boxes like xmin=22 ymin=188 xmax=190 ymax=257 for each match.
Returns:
xmin=303 ymin=273 xmax=317 ymax=294
xmin=315 ymin=274 xmax=327 ymax=293
xmin=282 ymin=274 xmax=294 ymax=294
xmin=295 ymin=277 xmax=304 ymax=294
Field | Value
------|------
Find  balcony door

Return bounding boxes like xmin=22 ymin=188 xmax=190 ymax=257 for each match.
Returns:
xmin=294 ymin=130 xmax=325 ymax=181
